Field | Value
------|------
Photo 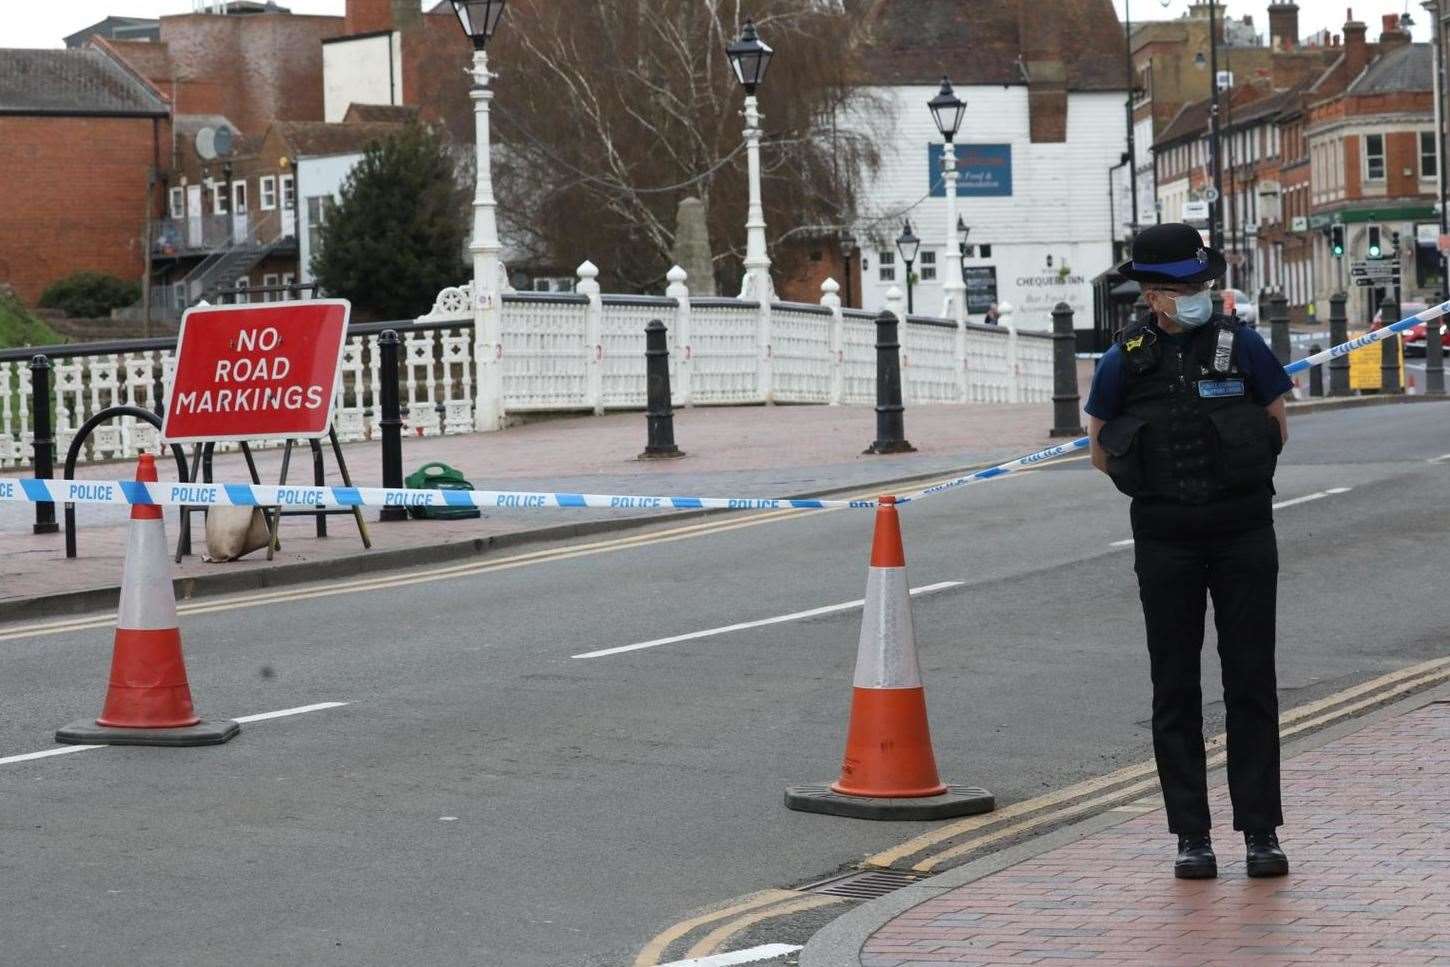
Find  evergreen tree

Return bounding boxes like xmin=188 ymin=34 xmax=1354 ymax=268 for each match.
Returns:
xmin=311 ymin=123 xmax=468 ymax=320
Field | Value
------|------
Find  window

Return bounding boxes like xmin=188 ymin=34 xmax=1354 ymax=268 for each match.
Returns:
xmin=232 ymin=180 xmax=248 ymax=213
xmin=1365 ymin=133 xmax=1385 ymax=181
xmin=280 ymin=174 xmax=296 ymax=210
xmin=1422 ymin=131 xmax=1438 ymax=180
xmin=281 ymin=272 xmax=296 ymax=299
xmin=878 ymin=249 xmax=896 ymax=282
xmin=259 ymin=175 xmax=277 ymax=211
xmin=211 ymin=182 xmax=229 ymax=214
xmin=262 ymin=273 xmax=279 ymax=302
xmin=234 ymin=277 xmax=250 ymax=305
xmin=168 ymin=187 xmax=184 ymax=219
xmin=978 ymin=244 xmax=992 ymax=258
xmin=919 ymin=249 xmax=937 ymax=281
xmin=307 ymin=195 xmax=335 ymax=255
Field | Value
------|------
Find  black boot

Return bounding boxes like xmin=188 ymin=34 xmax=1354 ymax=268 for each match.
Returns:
xmin=1245 ymin=830 xmax=1289 ymax=878
xmin=1174 ymin=834 xmax=1217 ymax=879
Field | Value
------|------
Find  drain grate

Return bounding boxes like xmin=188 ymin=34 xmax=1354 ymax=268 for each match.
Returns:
xmin=801 ymin=868 xmax=930 ymax=900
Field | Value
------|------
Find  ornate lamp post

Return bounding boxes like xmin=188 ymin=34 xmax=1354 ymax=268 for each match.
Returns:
xmin=449 ymin=0 xmax=508 ymax=431
xmin=839 ymin=230 xmax=856 ymax=308
xmin=929 ymin=78 xmax=966 ymax=322
xmin=896 ymin=220 xmax=920 ymax=315
xmin=726 ymin=19 xmax=775 ymax=301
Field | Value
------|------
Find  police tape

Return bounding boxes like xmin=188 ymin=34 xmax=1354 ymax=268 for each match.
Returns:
xmin=2 ymin=301 xmax=1444 ymax=516
xmin=0 ymin=477 xmax=879 ymax=512
xmin=897 ymin=299 xmax=1450 ymax=503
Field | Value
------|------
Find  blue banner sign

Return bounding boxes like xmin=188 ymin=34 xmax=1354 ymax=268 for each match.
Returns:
xmin=928 ymin=143 xmax=1013 ymax=197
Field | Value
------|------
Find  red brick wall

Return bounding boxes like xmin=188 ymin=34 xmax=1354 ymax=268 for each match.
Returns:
xmin=401 ymin=13 xmax=474 ymax=145
xmin=0 ymin=116 xmax=168 ymax=305
xmin=160 ymin=13 xmax=340 ymax=136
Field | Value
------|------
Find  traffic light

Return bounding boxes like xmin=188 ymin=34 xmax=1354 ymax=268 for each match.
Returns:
xmin=1330 ymin=225 xmax=1345 ymax=257
xmin=1368 ymin=226 xmax=1382 ymax=258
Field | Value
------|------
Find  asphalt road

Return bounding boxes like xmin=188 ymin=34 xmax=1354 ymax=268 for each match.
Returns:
xmin=2 ymin=402 xmax=1448 ymax=967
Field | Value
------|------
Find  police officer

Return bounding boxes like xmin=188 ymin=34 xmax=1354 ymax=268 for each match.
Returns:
xmin=1086 ymin=223 xmax=1291 ymax=880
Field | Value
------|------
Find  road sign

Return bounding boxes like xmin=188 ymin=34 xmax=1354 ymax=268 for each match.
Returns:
xmin=1350 ymin=259 xmax=1400 ymax=279
xmin=1204 ymin=187 xmax=1220 ymax=203
xmin=162 ymin=300 xmax=351 ymax=444
xmin=1354 ymin=277 xmax=1399 ymax=287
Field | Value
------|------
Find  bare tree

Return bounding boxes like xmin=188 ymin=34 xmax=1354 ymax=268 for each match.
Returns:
xmin=487 ymin=0 xmax=881 ymax=293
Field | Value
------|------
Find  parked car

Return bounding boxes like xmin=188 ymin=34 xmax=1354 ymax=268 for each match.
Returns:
xmin=1371 ymin=301 xmax=1447 ymax=356
xmin=1220 ymin=287 xmax=1258 ymax=326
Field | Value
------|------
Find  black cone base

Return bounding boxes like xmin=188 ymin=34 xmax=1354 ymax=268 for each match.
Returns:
xmin=55 ymin=719 xmax=241 ymax=747
xmin=785 ymin=783 xmax=994 ymax=820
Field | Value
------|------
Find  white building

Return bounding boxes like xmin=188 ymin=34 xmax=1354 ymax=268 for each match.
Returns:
xmin=845 ymin=0 xmax=1130 ymax=335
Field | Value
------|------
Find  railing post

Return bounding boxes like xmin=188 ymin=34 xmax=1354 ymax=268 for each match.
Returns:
xmin=29 ymin=354 xmax=58 ymax=535
xmin=639 ymin=320 xmax=684 ymax=459
xmin=1328 ymin=291 xmax=1350 ymax=396
xmin=666 ymin=265 xmax=691 ymax=407
xmin=757 ymin=291 xmax=773 ymax=404
xmin=1050 ymin=302 xmax=1085 ymax=438
xmin=998 ymin=301 xmax=1020 ymax=404
xmin=1379 ymin=292 xmax=1402 ymax=394
xmin=1427 ymin=298 xmax=1446 ymax=396
xmin=377 ymin=330 xmax=407 ymax=522
xmin=1269 ymin=291 xmax=1290 ymax=366
xmin=821 ymin=277 xmax=844 ymax=406
xmin=578 ymin=260 xmax=604 ymax=415
xmin=1308 ymin=344 xmax=1325 ymax=397
xmin=864 ymin=310 xmax=916 ymax=455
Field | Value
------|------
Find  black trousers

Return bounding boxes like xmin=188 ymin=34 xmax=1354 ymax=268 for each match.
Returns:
xmin=1132 ymin=524 xmax=1283 ymax=835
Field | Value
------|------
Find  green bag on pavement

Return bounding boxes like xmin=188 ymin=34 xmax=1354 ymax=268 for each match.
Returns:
xmin=404 ymin=461 xmax=483 ymax=521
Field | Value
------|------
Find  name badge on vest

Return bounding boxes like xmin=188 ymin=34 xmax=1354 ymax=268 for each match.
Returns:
xmin=1197 ymin=378 xmax=1246 ymax=398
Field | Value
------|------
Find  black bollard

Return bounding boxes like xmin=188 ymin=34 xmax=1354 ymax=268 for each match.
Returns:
xmin=864 ymin=311 xmax=916 ymax=455
xmin=29 ymin=354 xmax=57 ymax=535
xmin=1379 ymin=293 xmax=1402 ymax=394
xmin=639 ymin=320 xmax=684 ymax=459
xmin=1269 ymin=292 xmax=1290 ymax=366
xmin=1050 ymin=302 xmax=1085 ymax=438
xmin=1309 ymin=344 xmax=1324 ymax=397
xmin=377 ymin=330 xmax=408 ymax=521
xmin=1256 ymin=290 xmax=1270 ymax=330
xmin=1328 ymin=292 xmax=1349 ymax=396
xmin=1427 ymin=304 xmax=1446 ymax=396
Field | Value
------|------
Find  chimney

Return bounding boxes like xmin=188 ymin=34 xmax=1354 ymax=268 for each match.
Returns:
xmin=1379 ymin=12 xmax=1410 ymax=48
xmin=1268 ymin=2 xmax=1299 ymax=50
xmin=1343 ymin=13 xmax=1369 ymax=78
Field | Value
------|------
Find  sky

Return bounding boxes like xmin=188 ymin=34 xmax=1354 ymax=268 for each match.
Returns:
xmin=0 ymin=0 xmax=1437 ymax=50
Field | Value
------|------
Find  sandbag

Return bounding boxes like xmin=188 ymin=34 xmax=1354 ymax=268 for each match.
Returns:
xmin=204 ymin=506 xmax=274 ymax=562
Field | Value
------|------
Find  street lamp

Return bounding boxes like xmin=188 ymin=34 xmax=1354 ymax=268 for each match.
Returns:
xmin=449 ymin=0 xmax=508 ymax=431
xmin=957 ymin=215 xmax=972 ymax=259
xmin=929 ymin=78 xmax=967 ymax=322
xmin=839 ymin=230 xmax=856 ymax=308
xmin=896 ymin=220 xmax=921 ymax=315
xmin=727 ymin=19 xmax=775 ymax=301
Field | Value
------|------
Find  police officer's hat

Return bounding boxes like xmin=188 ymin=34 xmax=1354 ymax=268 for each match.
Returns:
xmin=1115 ymin=223 xmax=1226 ymax=285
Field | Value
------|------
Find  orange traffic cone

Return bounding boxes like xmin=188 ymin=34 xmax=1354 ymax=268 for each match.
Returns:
xmin=785 ymin=496 xmax=993 ymax=820
xmin=55 ymin=454 xmax=240 ymax=747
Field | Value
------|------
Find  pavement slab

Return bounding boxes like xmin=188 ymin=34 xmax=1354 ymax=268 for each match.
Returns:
xmin=852 ymin=700 xmax=1450 ymax=967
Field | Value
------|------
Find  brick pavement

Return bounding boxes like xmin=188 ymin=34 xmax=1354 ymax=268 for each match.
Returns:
xmin=861 ymin=701 xmax=1450 ymax=967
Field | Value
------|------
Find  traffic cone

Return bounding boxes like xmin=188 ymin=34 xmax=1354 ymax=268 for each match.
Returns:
xmin=55 ymin=454 xmax=240 ymax=747
xmin=785 ymin=496 xmax=993 ymax=820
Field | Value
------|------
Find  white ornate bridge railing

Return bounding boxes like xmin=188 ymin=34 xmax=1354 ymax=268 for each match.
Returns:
xmin=0 ymin=263 xmax=1054 ymax=468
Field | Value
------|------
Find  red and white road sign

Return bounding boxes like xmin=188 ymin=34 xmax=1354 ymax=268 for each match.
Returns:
xmin=162 ymin=300 xmax=351 ymax=444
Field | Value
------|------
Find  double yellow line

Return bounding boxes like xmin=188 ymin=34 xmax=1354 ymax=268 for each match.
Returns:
xmin=635 ymin=654 xmax=1450 ymax=964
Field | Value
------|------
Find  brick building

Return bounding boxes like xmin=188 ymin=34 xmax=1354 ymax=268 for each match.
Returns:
xmin=1307 ymin=16 xmax=1439 ymax=325
xmin=0 ymin=48 xmax=171 ymax=305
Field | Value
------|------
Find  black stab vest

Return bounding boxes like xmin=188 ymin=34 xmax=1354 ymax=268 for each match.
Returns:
xmin=1099 ymin=316 xmax=1281 ymax=505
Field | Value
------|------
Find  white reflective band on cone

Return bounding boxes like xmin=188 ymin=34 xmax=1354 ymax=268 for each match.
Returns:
xmin=853 ymin=567 xmax=922 ymax=688
xmin=116 ymin=518 xmax=179 ymax=631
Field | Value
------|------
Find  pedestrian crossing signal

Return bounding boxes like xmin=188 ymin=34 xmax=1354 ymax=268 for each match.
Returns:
xmin=1330 ymin=225 xmax=1345 ymax=258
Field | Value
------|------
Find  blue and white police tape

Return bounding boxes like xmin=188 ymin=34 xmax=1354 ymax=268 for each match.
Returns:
xmin=3 ymin=301 xmax=1444 ymax=516
xmin=898 ymin=299 xmax=1450 ymax=503
xmin=0 ymin=477 xmax=880 ymax=512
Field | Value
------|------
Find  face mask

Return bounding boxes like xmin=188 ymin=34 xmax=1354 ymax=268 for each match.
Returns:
xmin=1164 ymin=289 xmax=1213 ymax=328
